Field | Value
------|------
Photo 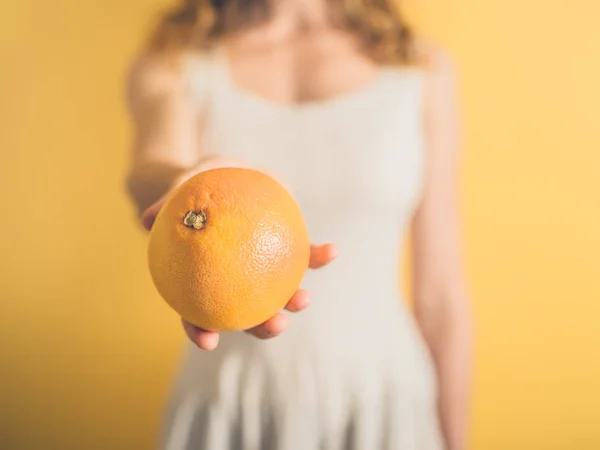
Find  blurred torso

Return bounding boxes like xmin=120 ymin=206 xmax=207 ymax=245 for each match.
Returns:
xmin=182 ymin=22 xmax=429 ymax=370
xmin=163 ymin=23 xmax=442 ymax=449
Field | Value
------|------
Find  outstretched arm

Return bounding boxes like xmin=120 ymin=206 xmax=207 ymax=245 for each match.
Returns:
xmin=125 ymin=52 xmax=338 ymax=351
xmin=125 ymin=52 xmax=205 ymax=214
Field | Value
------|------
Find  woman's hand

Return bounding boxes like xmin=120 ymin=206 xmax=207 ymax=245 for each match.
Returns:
xmin=140 ymin=165 xmax=338 ymax=351
xmin=181 ymin=243 xmax=337 ymax=351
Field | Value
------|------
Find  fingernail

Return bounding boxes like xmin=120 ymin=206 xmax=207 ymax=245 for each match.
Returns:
xmin=204 ymin=334 xmax=219 ymax=351
xmin=302 ymin=295 xmax=311 ymax=307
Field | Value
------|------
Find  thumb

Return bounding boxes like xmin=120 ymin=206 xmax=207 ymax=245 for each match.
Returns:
xmin=309 ymin=244 xmax=339 ymax=269
xmin=141 ymin=195 xmax=167 ymax=231
xmin=140 ymin=169 xmax=197 ymax=231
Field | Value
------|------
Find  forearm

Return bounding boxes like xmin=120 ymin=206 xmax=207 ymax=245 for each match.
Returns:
xmin=126 ymin=160 xmax=191 ymax=214
xmin=416 ymin=300 xmax=472 ymax=450
xmin=126 ymin=155 xmax=244 ymax=214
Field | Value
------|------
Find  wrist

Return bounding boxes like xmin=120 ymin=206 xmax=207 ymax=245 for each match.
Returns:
xmin=173 ymin=156 xmax=248 ymax=188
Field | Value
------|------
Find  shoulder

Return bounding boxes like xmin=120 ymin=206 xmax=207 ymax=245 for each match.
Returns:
xmin=413 ymin=38 xmax=457 ymax=80
xmin=410 ymin=39 xmax=460 ymax=120
xmin=126 ymin=52 xmax=183 ymax=100
xmin=385 ymin=39 xmax=457 ymax=109
xmin=125 ymin=50 xmax=211 ymax=109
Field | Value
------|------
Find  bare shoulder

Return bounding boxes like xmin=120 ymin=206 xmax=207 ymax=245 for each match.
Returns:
xmin=125 ymin=51 xmax=192 ymax=109
xmin=412 ymin=39 xmax=461 ymax=150
xmin=412 ymin=38 xmax=460 ymax=122
xmin=413 ymin=38 xmax=457 ymax=79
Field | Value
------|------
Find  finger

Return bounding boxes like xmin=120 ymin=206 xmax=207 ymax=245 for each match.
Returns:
xmin=182 ymin=319 xmax=220 ymax=351
xmin=245 ymin=313 xmax=289 ymax=340
xmin=309 ymin=244 xmax=339 ymax=269
xmin=141 ymin=197 xmax=166 ymax=231
xmin=284 ymin=289 xmax=311 ymax=313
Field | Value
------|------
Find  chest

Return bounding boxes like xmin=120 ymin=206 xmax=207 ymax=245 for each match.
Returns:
xmin=225 ymin=33 xmax=380 ymax=105
xmin=205 ymin=81 xmax=425 ymax=217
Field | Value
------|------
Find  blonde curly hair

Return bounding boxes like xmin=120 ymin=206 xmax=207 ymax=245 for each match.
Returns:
xmin=149 ymin=0 xmax=416 ymax=64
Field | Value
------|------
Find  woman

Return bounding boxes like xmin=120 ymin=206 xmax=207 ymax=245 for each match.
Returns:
xmin=126 ymin=0 xmax=472 ymax=449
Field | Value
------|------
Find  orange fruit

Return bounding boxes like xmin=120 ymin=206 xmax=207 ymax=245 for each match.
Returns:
xmin=148 ymin=167 xmax=310 ymax=332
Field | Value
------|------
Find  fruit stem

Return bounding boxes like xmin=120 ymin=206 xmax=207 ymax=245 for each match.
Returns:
xmin=183 ymin=210 xmax=207 ymax=230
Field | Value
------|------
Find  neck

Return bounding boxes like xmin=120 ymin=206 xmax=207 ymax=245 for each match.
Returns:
xmin=223 ymin=0 xmax=335 ymax=46
xmin=269 ymin=0 xmax=330 ymax=30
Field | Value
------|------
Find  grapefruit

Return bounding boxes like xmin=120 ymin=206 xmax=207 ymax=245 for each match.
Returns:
xmin=148 ymin=168 xmax=310 ymax=331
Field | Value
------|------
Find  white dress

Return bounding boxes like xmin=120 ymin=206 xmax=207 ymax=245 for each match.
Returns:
xmin=161 ymin=53 xmax=445 ymax=450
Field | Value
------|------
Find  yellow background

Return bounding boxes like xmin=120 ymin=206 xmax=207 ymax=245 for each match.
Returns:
xmin=1 ymin=1 xmax=599 ymax=449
